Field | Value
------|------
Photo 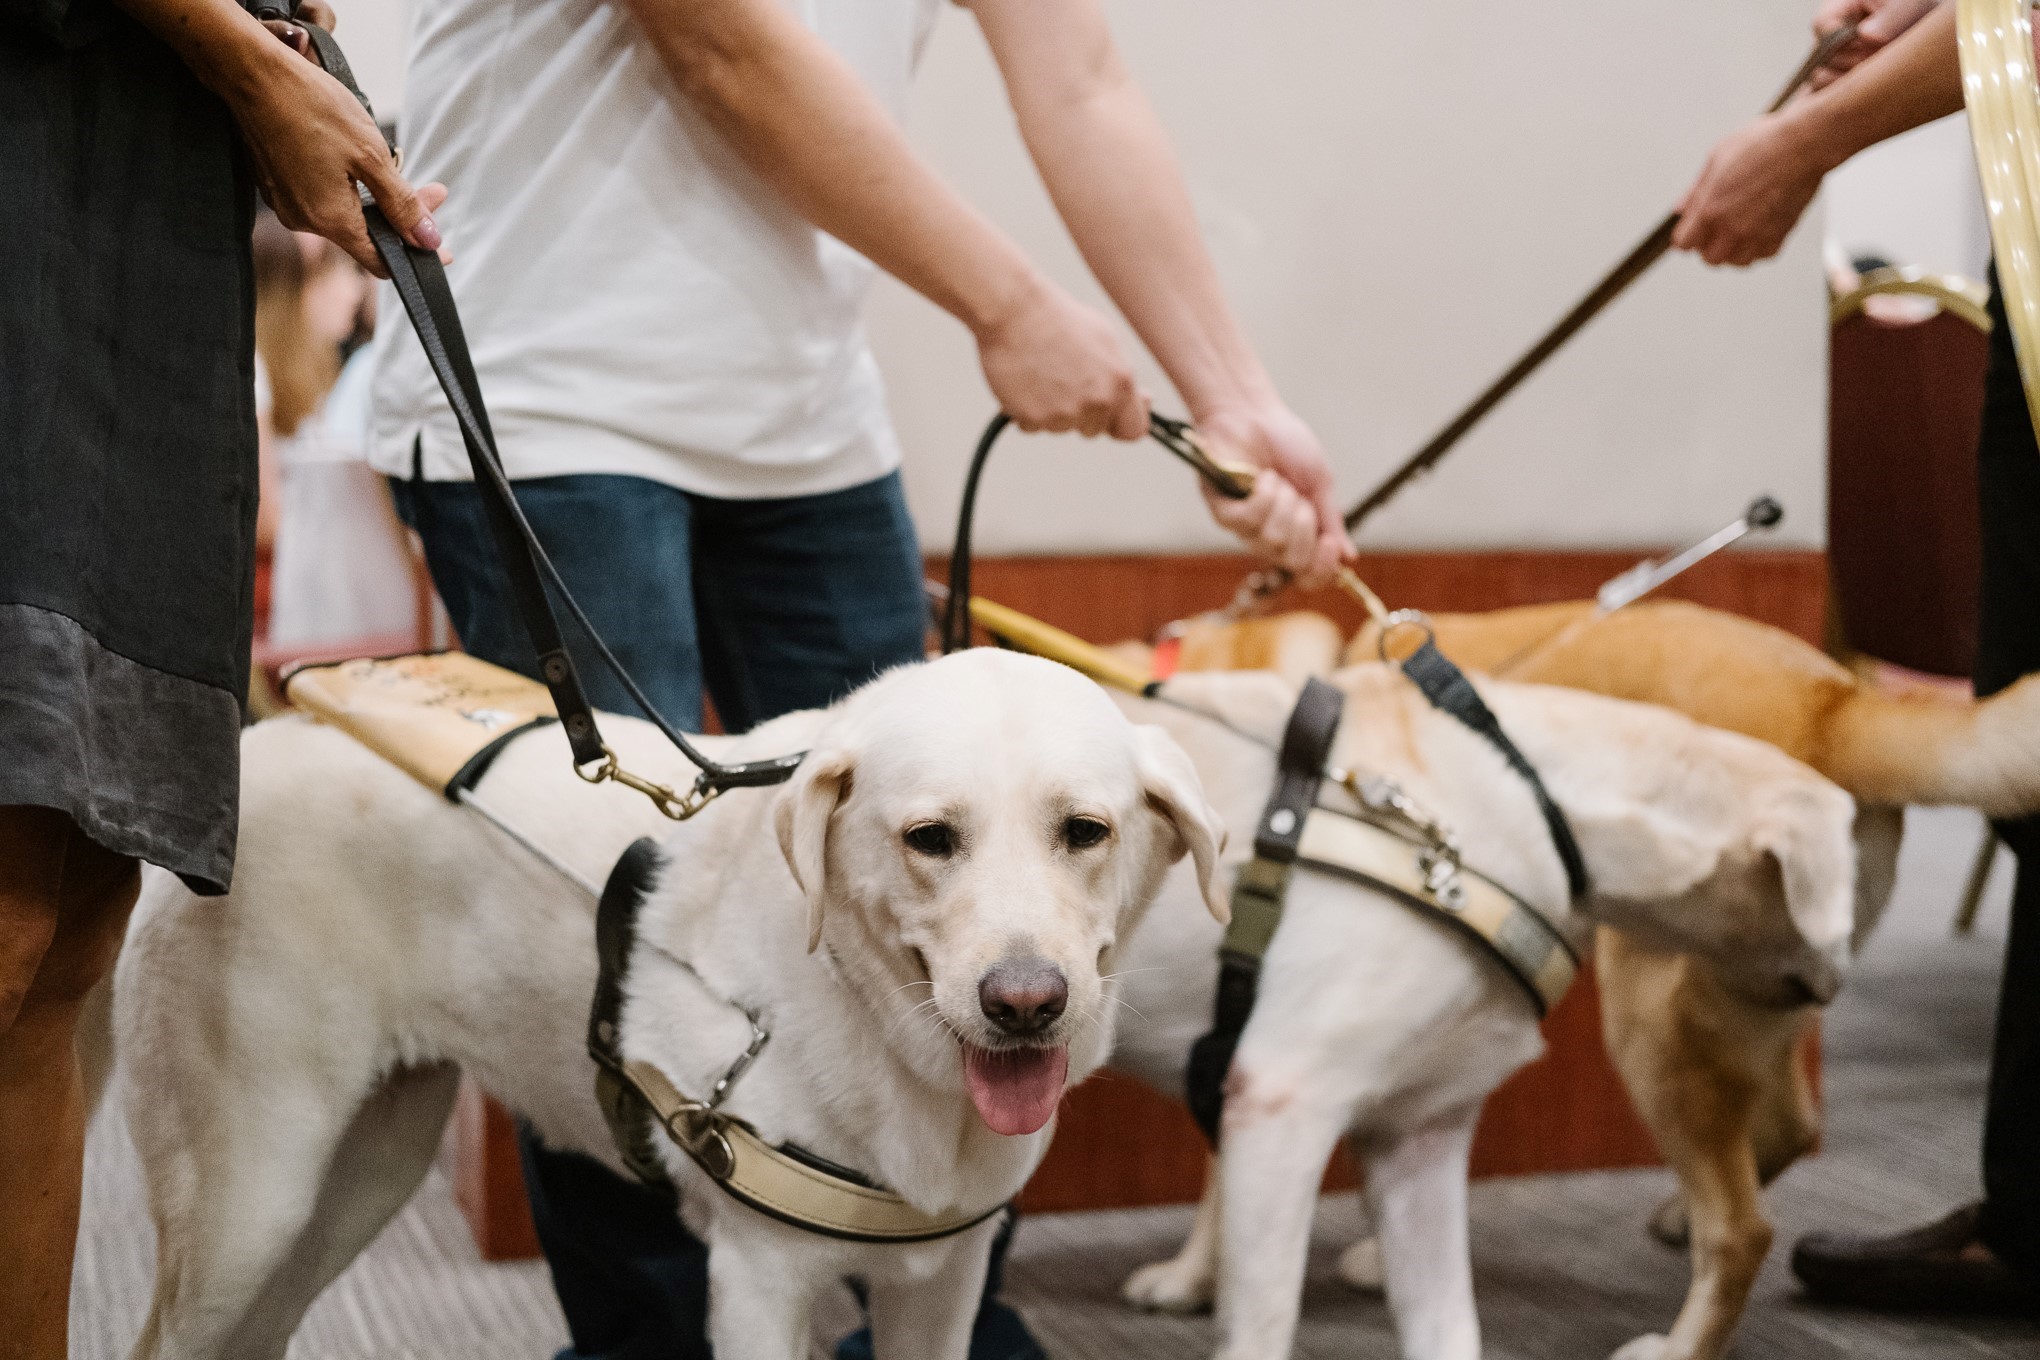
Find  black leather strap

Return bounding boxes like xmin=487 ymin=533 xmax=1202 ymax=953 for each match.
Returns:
xmin=1185 ymin=678 xmax=1344 ymax=1144
xmin=361 ymin=209 xmax=612 ymax=768
xmin=587 ymin=838 xmax=679 ymax=1197
xmin=1402 ymin=639 xmax=1591 ymax=899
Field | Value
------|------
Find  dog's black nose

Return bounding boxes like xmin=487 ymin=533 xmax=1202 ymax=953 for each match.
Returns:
xmin=978 ymin=957 xmax=1068 ymax=1035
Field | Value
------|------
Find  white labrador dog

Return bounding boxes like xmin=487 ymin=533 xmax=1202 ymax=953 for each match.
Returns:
xmin=1103 ymin=664 xmax=1856 ymax=1360
xmin=112 ymin=649 xmax=1225 ymax=1360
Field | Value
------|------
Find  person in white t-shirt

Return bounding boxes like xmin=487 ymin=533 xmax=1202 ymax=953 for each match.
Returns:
xmin=370 ymin=1 xmax=1348 ymax=1356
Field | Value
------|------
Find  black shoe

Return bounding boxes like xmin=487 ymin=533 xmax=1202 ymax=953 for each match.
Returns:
xmin=1791 ymin=1202 xmax=2040 ymax=1315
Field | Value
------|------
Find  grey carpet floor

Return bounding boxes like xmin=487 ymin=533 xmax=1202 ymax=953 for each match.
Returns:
xmin=73 ymin=806 xmax=2040 ymax=1359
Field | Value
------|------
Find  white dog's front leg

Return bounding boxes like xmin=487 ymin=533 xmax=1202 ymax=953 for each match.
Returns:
xmin=866 ymin=1221 xmax=998 ymax=1360
xmin=705 ymin=1223 xmax=820 ymax=1360
xmin=1212 ymin=1073 xmax=1348 ymax=1360
xmin=1367 ymin=1112 xmax=1480 ymax=1360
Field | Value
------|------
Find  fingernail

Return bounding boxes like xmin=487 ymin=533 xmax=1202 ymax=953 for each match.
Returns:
xmin=414 ymin=215 xmax=442 ymax=251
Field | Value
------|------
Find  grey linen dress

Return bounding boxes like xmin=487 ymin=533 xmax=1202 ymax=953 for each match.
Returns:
xmin=1 ymin=0 xmax=258 ymax=893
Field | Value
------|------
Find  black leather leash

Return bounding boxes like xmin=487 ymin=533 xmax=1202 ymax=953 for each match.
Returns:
xmin=942 ymin=412 xmax=1255 ymax=655
xmin=279 ymin=7 xmax=804 ymax=808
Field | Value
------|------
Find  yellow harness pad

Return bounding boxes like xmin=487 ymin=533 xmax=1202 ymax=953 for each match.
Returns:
xmin=282 ymin=653 xmax=557 ymax=796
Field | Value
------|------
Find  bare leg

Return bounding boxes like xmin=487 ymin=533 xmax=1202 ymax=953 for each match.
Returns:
xmin=0 ymin=808 xmax=140 ymax=1360
xmin=1122 ymin=1152 xmax=1220 ymax=1313
xmin=1367 ymin=1114 xmax=1481 ymax=1360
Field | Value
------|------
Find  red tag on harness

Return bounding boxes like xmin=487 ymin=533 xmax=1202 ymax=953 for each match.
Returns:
xmin=1151 ymin=635 xmax=1183 ymax=681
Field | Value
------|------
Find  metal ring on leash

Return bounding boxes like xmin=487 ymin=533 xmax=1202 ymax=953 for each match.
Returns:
xmin=1375 ymin=609 xmax=1435 ymax=665
xmin=1959 ymin=0 xmax=2040 ymax=436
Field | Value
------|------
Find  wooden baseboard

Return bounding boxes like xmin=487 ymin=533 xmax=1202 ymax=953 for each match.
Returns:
xmin=446 ymin=547 xmax=1829 ymax=1256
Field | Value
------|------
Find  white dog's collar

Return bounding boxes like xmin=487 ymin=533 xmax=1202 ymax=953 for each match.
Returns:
xmin=609 ymin=1054 xmax=1008 ymax=1243
xmin=588 ymin=838 xmax=1006 ymax=1244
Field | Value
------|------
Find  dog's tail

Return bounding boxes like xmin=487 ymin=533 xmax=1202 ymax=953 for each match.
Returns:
xmin=1823 ymin=672 xmax=2040 ymax=818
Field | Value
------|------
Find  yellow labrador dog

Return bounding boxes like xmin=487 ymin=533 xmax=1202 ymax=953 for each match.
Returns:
xmin=1103 ymin=664 xmax=1858 ymax=1360
xmin=111 ymin=649 xmax=1224 ymax=1360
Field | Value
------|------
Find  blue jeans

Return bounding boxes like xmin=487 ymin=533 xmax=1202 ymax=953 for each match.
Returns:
xmin=389 ymin=469 xmax=1042 ymax=1360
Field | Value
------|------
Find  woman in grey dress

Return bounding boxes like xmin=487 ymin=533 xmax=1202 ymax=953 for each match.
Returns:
xmin=0 ymin=0 xmax=441 ymax=1350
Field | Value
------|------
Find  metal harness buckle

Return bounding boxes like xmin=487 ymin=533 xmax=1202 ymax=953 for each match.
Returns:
xmin=1336 ymin=769 xmax=1468 ymax=912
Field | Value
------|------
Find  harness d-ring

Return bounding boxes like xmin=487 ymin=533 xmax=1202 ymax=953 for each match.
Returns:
xmin=1376 ymin=609 xmax=1435 ymax=665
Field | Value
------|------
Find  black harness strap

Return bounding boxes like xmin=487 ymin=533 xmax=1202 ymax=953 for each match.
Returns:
xmin=1184 ymin=678 xmax=1344 ymax=1144
xmin=1401 ymin=639 xmax=1591 ymax=899
xmin=587 ymin=838 xmax=680 ymax=1198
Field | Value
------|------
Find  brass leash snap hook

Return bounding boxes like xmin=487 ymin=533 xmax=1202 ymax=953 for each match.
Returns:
xmin=575 ymin=745 xmax=721 ymax=820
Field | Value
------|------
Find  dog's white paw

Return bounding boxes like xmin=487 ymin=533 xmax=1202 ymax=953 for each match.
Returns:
xmin=1121 ymin=1256 xmax=1216 ymax=1313
xmin=1335 ymin=1236 xmax=1385 ymax=1293
xmin=1609 ymin=1333 xmax=1675 ymax=1360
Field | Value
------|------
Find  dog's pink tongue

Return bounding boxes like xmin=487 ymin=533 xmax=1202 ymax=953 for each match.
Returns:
xmin=962 ymin=1046 xmax=1070 ymax=1135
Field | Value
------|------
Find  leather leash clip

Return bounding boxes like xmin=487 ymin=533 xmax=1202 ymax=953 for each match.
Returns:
xmin=1148 ymin=414 xmax=1257 ymax=501
xmin=575 ymin=745 xmax=721 ymax=821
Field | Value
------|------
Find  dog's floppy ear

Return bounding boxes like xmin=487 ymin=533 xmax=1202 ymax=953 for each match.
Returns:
xmin=1565 ymin=800 xmax=1721 ymax=906
xmin=1750 ymin=789 xmax=1857 ymax=954
xmin=773 ymin=745 xmax=857 ymax=953
xmin=1134 ymin=724 xmax=1230 ymax=922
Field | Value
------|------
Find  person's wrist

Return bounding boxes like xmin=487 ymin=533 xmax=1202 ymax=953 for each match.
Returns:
xmin=1185 ymin=384 xmax=1286 ymax=444
xmin=165 ymin=0 xmax=291 ymax=106
xmin=1775 ymin=98 xmax=1856 ymax=180
xmin=961 ymin=258 xmax=1051 ymax=344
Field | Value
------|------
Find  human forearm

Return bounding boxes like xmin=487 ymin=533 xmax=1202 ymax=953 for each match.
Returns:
xmin=116 ymin=0 xmax=287 ymax=100
xmin=1674 ymin=1 xmax=1963 ymax=266
xmin=624 ymin=0 xmax=1037 ymax=336
xmin=970 ymin=0 xmax=1270 ymax=421
xmin=1788 ymin=0 xmax=1962 ymax=175
xmin=115 ymin=0 xmax=443 ymax=271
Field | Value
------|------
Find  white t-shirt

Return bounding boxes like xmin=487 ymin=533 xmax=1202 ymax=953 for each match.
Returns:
xmin=370 ymin=0 xmax=943 ymax=498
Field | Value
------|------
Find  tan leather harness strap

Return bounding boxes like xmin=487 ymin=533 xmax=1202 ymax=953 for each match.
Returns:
xmin=610 ymin=1057 xmax=1006 ymax=1243
xmin=1294 ymin=811 xmax=1576 ymax=1015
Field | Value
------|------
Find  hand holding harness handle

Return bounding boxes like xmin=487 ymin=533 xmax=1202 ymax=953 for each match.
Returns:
xmin=587 ymin=840 xmax=1007 ymax=1242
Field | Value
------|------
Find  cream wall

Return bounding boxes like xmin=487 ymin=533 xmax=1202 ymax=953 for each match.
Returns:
xmin=340 ymin=0 xmax=1832 ymax=553
xmin=1826 ymin=113 xmax=1991 ymax=280
xmin=874 ymin=0 xmax=1830 ymax=553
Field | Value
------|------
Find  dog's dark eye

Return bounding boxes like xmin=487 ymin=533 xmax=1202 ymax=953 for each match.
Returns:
xmin=1063 ymin=816 xmax=1111 ymax=850
xmin=903 ymin=822 xmax=955 ymax=858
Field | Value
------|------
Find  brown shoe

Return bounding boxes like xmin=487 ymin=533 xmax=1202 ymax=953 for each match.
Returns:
xmin=1791 ymin=1203 xmax=2040 ymax=1315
